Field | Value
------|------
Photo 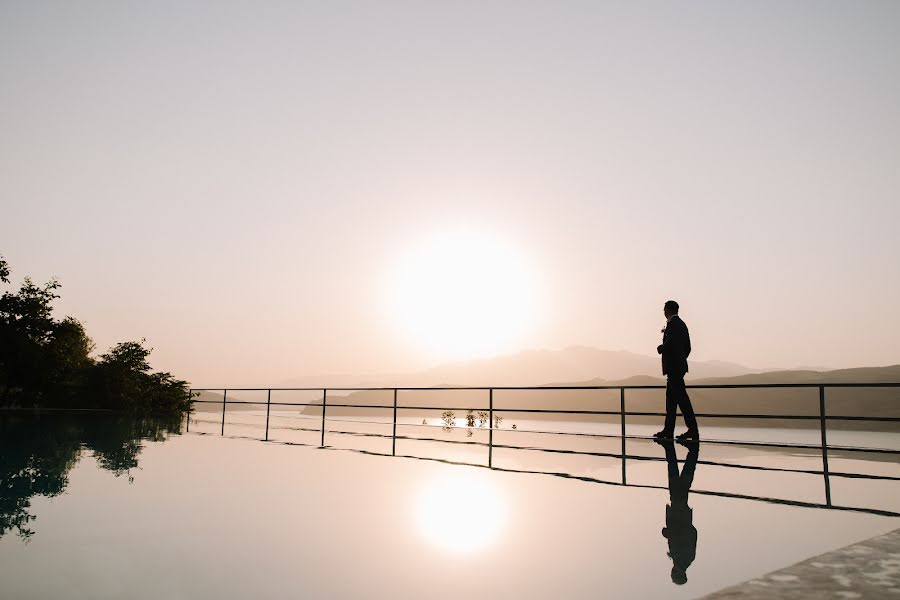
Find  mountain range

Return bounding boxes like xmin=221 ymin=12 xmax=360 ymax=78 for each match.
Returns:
xmin=280 ymin=346 xmax=757 ymax=388
xmin=193 ymin=347 xmax=898 ymax=430
xmin=284 ymin=364 xmax=899 ymax=431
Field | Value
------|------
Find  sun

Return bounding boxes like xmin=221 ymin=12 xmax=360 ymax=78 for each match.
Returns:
xmin=381 ymin=229 xmax=542 ymax=361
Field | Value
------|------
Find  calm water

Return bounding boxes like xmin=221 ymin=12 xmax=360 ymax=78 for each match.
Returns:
xmin=1 ymin=411 xmax=898 ymax=599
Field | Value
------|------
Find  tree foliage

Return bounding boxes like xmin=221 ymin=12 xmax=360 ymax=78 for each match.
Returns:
xmin=0 ymin=256 xmax=189 ymax=412
xmin=90 ymin=340 xmax=189 ymax=412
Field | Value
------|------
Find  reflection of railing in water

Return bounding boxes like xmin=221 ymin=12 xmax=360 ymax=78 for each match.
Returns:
xmin=186 ymin=383 xmax=900 ymax=517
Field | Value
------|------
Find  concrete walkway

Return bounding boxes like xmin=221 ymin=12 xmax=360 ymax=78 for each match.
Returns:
xmin=702 ymin=527 xmax=900 ymax=599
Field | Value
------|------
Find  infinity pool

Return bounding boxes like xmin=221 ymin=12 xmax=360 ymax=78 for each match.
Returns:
xmin=1 ymin=413 xmax=898 ymax=599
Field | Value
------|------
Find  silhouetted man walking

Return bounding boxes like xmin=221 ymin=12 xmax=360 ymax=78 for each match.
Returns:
xmin=654 ymin=300 xmax=699 ymax=441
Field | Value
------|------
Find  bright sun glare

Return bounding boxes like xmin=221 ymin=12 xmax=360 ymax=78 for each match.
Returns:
xmin=382 ymin=229 xmax=541 ymax=361
xmin=415 ymin=469 xmax=505 ymax=553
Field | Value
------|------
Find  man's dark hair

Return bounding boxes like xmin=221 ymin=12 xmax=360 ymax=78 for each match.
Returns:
xmin=664 ymin=300 xmax=679 ymax=313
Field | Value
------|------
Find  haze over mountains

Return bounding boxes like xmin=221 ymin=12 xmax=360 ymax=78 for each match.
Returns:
xmin=280 ymin=346 xmax=756 ymax=388
xmin=195 ymin=346 xmax=899 ymax=429
xmin=271 ymin=363 xmax=898 ymax=430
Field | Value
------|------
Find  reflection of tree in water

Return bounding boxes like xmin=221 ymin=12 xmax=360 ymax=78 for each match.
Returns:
xmin=0 ymin=412 xmax=182 ymax=541
xmin=441 ymin=411 xmax=455 ymax=432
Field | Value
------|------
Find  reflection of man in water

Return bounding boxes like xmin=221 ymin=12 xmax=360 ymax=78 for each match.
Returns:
xmin=657 ymin=439 xmax=700 ymax=585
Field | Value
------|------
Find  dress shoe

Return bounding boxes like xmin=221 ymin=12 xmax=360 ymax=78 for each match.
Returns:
xmin=653 ymin=430 xmax=673 ymax=440
xmin=676 ymin=429 xmax=700 ymax=442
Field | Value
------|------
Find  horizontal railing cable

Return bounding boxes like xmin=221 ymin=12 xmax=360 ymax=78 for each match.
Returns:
xmin=186 ymin=382 xmax=900 ymax=515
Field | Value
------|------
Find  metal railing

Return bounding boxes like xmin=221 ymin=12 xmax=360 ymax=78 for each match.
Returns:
xmin=186 ymin=382 xmax=900 ymax=517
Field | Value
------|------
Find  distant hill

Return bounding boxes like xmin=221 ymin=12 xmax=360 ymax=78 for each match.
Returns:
xmin=548 ymin=363 xmax=900 ymax=387
xmin=415 ymin=346 xmax=755 ymax=386
xmin=547 ymin=364 xmax=900 ymax=430
xmin=281 ymin=346 xmax=755 ymax=388
xmin=189 ymin=389 xmax=263 ymax=412
xmin=295 ymin=364 xmax=900 ymax=431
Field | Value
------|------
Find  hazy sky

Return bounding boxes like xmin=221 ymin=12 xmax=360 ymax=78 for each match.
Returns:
xmin=2 ymin=1 xmax=899 ymax=385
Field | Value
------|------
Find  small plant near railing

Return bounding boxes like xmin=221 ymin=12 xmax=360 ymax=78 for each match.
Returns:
xmin=441 ymin=411 xmax=455 ymax=432
xmin=416 ymin=411 xmax=512 ymax=433
xmin=436 ymin=410 xmax=506 ymax=436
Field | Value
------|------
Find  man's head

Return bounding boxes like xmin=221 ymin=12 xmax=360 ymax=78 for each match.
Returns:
xmin=671 ymin=566 xmax=688 ymax=585
xmin=664 ymin=300 xmax=679 ymax=319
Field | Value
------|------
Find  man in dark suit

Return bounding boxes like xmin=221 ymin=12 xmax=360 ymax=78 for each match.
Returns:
xmin=654 ymin=300 xmax=699 ymax=441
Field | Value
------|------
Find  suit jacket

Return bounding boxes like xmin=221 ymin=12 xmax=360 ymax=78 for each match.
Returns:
xmin=659 ymin=315 xmax=691 ymax=376
xmin=664 ymin=504 xmax=697 ymax=572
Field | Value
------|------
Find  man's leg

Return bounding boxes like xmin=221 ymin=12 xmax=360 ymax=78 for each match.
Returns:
xmin=663 ymin=376 xmax=678 ymax=434
xmin=673 ymin=375 xmax=699 ymax=433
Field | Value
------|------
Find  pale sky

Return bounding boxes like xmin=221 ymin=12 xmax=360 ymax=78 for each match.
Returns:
xmin=2 ymin=1 xmax=899 ymax=386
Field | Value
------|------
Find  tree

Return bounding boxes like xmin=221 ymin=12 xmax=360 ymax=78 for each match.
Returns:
xmin=93 ymin=340 xmax=152 ymax=408
xmin=89 ymin=340 xmax=190 ymax=413
xmin=41 ymin=317 xmax=95 ymax=405
xmin=0 ymin=275 xmax=62 ymax=403
xmin=0 ymin=256 xmax=189 ymax=412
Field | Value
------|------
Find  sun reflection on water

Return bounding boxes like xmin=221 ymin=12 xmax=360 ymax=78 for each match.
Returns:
xmin=414 ymin=469 xmax=505 ymax=554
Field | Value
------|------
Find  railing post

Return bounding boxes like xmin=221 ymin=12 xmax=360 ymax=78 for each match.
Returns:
xmin=620 ymin=387 xmax=626 ymax=485
xmin=264 ymin=389 xmax=271 ymax=441
xmin=819 ymin=385 xmax=832 ymax=506
xmin=320 ymin=388 xmax=327 ymax=447
xmin=392 ymin=388 xmax=398 ymax=456
xmin=488 ymin=388 xmax=494 ymax=468
xmin=221 ymin=389 xmax=227 ymax=436
xmin=186 ymin=388 xmax=191 ymax=433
